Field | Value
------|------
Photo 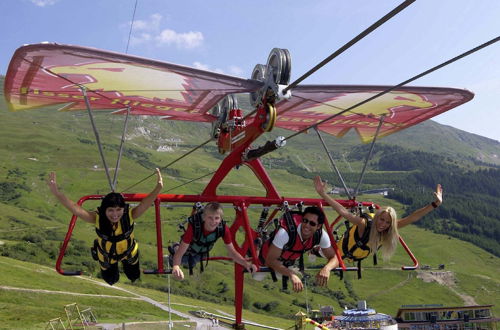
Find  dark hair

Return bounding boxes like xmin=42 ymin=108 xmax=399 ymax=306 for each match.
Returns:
xmin=302 ymin=206 xmax=325 ymax=224
xmin=97 ymin=192 xmax=127 ymax=233
xmin=100 ymin=192 xmax=126 ymax=210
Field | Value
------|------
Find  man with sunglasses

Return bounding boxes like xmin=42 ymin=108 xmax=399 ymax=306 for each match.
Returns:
xmin=262 ymin=206 xmax=337 ymax=292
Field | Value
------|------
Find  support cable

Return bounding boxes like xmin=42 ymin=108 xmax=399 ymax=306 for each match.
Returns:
xmin=81 ymin=87 xmax=114 ymax=191
xmin=284 ymin=35 xmax=500 ymax=142
xmin=353 ymin=115 xmax=385 ymax=197
xmin=122 ymin=138 xmax=213 ymax=192
xmin=283 ymin=0 xmax=416 ymax=93
xmin=112 ymin=106 xmax=131 ymax=190
xmin=164 ymin=171 xmax=216 ymax=193
xmin=125 ymin=0 xmax=138 ymax=54
xmin=244 ymin=0 xmax=414 ymax=121
xmin=314 ymin=127 xmax=352 ymax=199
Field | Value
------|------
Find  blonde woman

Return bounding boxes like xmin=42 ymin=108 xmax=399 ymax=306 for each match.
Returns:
xmin=314 ymin=176 xmax=442 ymax=268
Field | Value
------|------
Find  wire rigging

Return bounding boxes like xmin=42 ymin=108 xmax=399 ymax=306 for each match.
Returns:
xmin=283 ymin=0 xmax=416 ymax=93
xmin=122 ymin=138 xmax=214 ymax=192
xmin=164 ymin=171 xmax=216 ymax=193
xmin=284 ymin=35 xmax=500 ymax=142
xmin=164 ymin=35 xmax=500 ymax=192
xmin=125 ymin=0 xmax=138 ymax=54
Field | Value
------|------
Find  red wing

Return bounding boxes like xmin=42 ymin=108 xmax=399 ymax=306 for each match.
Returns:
xmin=4 ymin=43 xmax=262 ymax=122
xmin=274 ymin=85 xmax=474 ymax=142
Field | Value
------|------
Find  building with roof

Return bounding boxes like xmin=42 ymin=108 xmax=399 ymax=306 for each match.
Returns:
xmin=396 ymin=304 xmax=499 ymax=329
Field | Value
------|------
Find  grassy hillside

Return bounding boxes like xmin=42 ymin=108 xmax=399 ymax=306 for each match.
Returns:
xmin=1 ymin=75 xmax=499 ymax=328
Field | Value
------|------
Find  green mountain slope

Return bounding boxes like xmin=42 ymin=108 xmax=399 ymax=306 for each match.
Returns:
xmin=1 ymin=75 xmax=499 ymax=328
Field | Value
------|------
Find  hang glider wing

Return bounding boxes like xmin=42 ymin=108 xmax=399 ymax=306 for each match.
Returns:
xmin=273 ymin=85 xmax=474 ymax=142
xmin=4 ymin=43 xmax=261 ymax=122
xmin=4 ymin=44 xmax=474 ymax=140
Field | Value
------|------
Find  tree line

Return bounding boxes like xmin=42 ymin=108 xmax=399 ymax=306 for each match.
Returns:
xmin=283 ymin=145 xmax=500 ymax=257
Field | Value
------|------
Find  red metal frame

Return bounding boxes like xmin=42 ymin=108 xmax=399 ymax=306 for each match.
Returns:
xmin=55 ymin=104 xmax=419 ymax=328
xmin=56 ymin=194 xmax=420 ymax=327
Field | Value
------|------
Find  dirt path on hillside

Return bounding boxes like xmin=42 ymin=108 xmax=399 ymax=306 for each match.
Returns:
xmin=416 ymin=271 xmax=477 ymax=305
xmin=0 ymin=262 xmax=227 ymax=329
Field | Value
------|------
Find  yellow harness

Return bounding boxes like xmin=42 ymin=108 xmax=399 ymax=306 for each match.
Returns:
xmin=93 ymin=208 xmax=139 ymax=268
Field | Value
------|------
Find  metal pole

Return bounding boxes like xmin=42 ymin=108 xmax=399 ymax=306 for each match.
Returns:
xmin=112 ymin=106 xmax=131 ymax=190
xmin=314 ymin=127 xmax=352 ymax=199
xmin=167 ymin=274 xmax=173 ymax=329
xmin=81 ymin=87 xmax=114 ymax=191
xmin=353 ymin=116 xmax=385 ymax=197
xmin=304 ymin=275 xmax=310 ymax=315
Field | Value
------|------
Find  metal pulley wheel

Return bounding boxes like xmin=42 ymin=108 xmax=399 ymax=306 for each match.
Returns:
xmin=261 ymin=103 xmax=277 ymax=132
xmin=266 ymin=48 xmax=291 ymax=85
xmin=210 ymin=94 xmax=238 ymax=139
xmin=209 ymin=103 xmax=223 ymax=139
xmin=221 ymin=94 xmax=238 ymax=115
xmin=249 ymin=64 xmax=267 ymax=107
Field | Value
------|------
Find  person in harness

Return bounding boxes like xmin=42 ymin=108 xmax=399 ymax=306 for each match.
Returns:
xmin=170 ymin=202 xmax=257 ymax=280
xmin=260 ymin=206 xmax=338 ymax=292
xmin=47 ymin=168 xmax=163 ymax=285
xmin=313 ymin=176 xmax=442 ymax=272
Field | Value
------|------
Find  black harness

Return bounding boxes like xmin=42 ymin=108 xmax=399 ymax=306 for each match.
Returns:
xmin=261 ymin=210 xmax=322 ymax=290
xmin=183 ymin=211 xmax=226 ymax=275
xmin=340 ymin=213 xmax=377 ymax=279
xmin=91 ymin=205 xmax=137 ymax=269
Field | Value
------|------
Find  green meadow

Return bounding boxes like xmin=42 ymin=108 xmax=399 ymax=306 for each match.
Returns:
xmin=0 ymin=77 xmax=499 ymax=328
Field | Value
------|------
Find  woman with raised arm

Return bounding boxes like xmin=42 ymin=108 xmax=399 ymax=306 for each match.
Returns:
xmin=47 ymin=168 xmax=163 ymax=285
xmin=314 ymin=176 xmax=442 ymax=267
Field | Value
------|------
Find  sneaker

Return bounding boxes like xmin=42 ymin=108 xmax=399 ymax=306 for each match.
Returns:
xmin=251 ymin=272 xmax=267 ymax=281
xmin=167 ymin=242 xmax=179 ymax=256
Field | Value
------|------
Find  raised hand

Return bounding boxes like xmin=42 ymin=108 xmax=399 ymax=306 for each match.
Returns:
xmin=314 ymin=176 xmax=327 ymax=195
xmin=47 ymin=172 xmax=59 ymax=194
xmin=155 ymin=168 xmax=163 ymax=189
xmin=433 ymin=184 xmax=443 ymax=206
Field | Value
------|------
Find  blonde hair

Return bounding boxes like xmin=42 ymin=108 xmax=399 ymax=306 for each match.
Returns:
xmin=367 ymin=206 xmax=399 ymax=261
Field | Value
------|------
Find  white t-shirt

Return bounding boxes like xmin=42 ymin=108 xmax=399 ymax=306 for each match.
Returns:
xmin=271 ymin=224 xmax=331 ymax=250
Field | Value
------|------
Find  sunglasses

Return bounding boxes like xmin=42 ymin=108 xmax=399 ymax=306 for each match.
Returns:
xmin=302 ymin=218 xmax=318 ymax=227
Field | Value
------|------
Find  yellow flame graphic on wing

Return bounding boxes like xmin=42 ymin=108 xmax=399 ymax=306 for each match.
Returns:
xmin=302 ymin=91 xmax=433 ymax=117
xmin=50 ymin=62 xmax=186 ymax=101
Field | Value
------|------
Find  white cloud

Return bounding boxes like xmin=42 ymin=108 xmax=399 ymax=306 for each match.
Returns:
xmin=192 ymin=62 xmax=244 ymax=76
xmin=124 ymin=13 xmax=204 ymax=50
xmin=193 ymin=62 xmax=210 ymax=71
xmin=193 ymin=62 xmax=224 ymax=74
xmin=129 ymin=33 xmax=152 ymax=46
xmin=156 ymin=29 xmax=204 ymax=49
xmin=133 ymin=13 xmax=162 ymax=31
xmin=30 ymin=0 xmax=58 ymax=6
xmin=229 ymin=65 xmax=244 ymax=77
xmin=192 ymin=61 xmax=223 ymax=74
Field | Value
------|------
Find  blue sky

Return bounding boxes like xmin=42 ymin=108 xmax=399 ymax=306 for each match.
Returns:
xmin=1 ymin=0 xmax=499 ymax=141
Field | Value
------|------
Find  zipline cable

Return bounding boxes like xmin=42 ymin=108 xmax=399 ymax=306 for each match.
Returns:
xmin=125 ymin=0 xmax=138 ymax=54
xmin=283 ymin=0 xmax=416 ymax=93
xmin=164 ymin=171 xmax=217 ymax=193
xmin=121 ymin=138 xmax=214 ymax=192
xmin=126 ymin=34 xmax=500 ymax=192
xmin=244 ymin=0 xmax=415 ymax=121
xmin=284 ymin=35 xmax=500 ymax=142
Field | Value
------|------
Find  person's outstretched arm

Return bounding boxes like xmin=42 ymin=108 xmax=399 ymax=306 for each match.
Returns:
xmin=225 ymin=243 xmax=258 ymax=273
xmin=132 ymin=168 xmax=163 ymax=219
xmin=316 ymin=246 xmax=339 ymax=286
xmin=47 ymin=172 xmax=95 ymax=224
xmin=265 ymin=243 xmax=303 ymax=292
xmin=398 ymin=184 xmax=443 ymax=228
xmin=314 ymin=176 xmax=365 ymax=227
xmin=171 ymin=241 xmax=189 ymax=280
